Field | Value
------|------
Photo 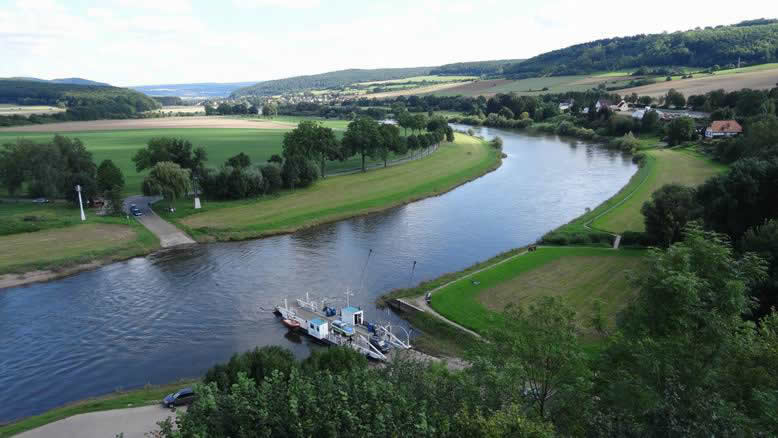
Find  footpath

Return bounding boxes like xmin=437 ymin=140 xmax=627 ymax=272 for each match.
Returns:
xmin=15 ymin=405 xmax=182 ymax=438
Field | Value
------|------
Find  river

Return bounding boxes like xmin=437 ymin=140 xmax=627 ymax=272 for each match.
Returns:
xmin=0 ymin=126 xmax=637 ymax=422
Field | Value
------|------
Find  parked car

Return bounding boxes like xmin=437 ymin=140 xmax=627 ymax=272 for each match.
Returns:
xmin=369 ymin=335 xmax=390 ymax=354
xmin=331 ymin=320 xmax=355 ymax=337
xmin=32 ymin=198 xmax=49 ymax=203
xmin=163 ymin=387 xmax=196 ymax=408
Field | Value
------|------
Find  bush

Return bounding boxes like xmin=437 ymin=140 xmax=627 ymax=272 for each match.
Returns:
xmin=620 ymin=231 xmax=655 ymax=247
xmin=632 ymin=151 xmax=647 ymax=166
xmin=609 ymin=132 xmax=639 ymax=153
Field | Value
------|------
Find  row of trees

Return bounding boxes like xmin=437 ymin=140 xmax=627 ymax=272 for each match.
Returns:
xmin=155 ymin=224 xmax=778 ymax=436
xmin=0 ymin=135 xmax=126 ymax=214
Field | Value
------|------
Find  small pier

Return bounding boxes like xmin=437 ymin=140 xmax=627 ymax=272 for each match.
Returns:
xmin=275 ymin=293 xmax=412 ymax=361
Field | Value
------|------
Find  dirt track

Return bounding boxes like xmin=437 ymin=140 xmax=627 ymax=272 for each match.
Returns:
xmin=618 ymin=69 xmax=778 ymax=97
xmin=0 ymin=117 xmax=295 ymax=132
xmin=16 ymin=405 xmax=180 ymax=438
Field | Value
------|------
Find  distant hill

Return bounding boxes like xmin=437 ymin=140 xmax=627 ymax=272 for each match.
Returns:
xmin=230 ymin=67 xmax=434 ymax=97
xmin=505 ymin=19 xmax=778 ymax=78
xmin=429 ymin=59 xmax=525 ymax=76
xmin=0 ymin=79 xmax=159 ymax=119
xmin=1 ymin=77 xmax=110 ymax=86
xmin=132 ymin=82 xmax=257 ymax=99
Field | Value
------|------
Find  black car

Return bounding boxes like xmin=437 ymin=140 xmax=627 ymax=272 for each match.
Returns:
xmin=163 ymin=387 xmax=196 ymax=407
xmin=370 ymin=335 xmax=391 ymax=354
xmin=130 ymin=206 xmax=143 ymax=217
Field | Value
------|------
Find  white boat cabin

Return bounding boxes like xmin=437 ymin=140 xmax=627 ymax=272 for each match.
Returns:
xmin=341 ymin=306 xmax=364 ymax=326
xmin=307 ymin=318 xmax=329 ymax=340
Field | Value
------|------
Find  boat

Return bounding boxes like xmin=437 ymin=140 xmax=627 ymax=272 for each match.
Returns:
xmin=281 ymin=318 xmax=301 ymax=330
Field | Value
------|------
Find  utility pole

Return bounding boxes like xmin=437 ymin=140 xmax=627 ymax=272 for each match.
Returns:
xmin=75 ymin=184 xmax=86 ymax=221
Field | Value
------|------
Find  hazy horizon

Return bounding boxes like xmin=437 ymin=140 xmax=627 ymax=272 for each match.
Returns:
xmin=2 ymin=0 xmax=777 ymax=87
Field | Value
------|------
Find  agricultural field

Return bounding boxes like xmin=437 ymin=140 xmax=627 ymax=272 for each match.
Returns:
xmin=429 ymin=247 xmax=645 ymax=335
xmin=358 ymin=75 xmax=478 ymax=85
xmin=148 ymin=105 xmax=205 ymax=114
xmin=591 ymin=148 xmax=727 ymax=233
xmin=616 ymin=64 xmax=778 ymax=98
xmin=0 ymin=117 xmax=363 ymax=194
xmin=430 ymin=74 xmax=622 ymax=97
xmin=0 ymin=104 xmax=65 ymax=116
xmin=172 ymin=133 xmax=499 ymax=241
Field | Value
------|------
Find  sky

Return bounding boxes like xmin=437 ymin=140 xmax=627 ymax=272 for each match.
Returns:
xmin=2 ymin=0 xmax=777 ymax=87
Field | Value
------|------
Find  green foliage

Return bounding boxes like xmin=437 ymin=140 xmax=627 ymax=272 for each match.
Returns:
xmin=132 ymin=137 xmax=207 ymax=178
xmin=200 ymin=165 xmax=264 ymax=200
xmin=141 ymin=161 xmax=191 ymax=209
xmin=740 ymin=219 xmax=778 ymax=319
xmin=489 ymin=136 xmax=503 ymax=150
xmin=665 ymin=88 xmax=686 ymax=108
xmin=342 ymin=116 xmax=382 ymax=172
xmin=640 ymin=184 xmax=699 ymax=246
xmin=203 ymin=346 xmax=297 ymax=391
xmin=259 ymin=165 xmax=282 ymax=194
xmin=96 ymin=159 xmax=124 ymax=193
xmin=640 ymin=108 xmax=659 ymax=132
xmin=665 ymin=116 xmax=696 ymax=145
xmin=506 ymin=22 xmax=778 ymax=77
xmin=224 ymin=152 xmax=251 ymax=169
xmin=429 ymin=59 xmax=525 ymax=76
xmin=231 ymin=67 xmax=433 ymax=97
xmin=282 ymin=120 xmax=339 ymax=176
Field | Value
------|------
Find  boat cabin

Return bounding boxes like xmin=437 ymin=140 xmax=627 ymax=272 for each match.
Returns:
xmin=341 ymin=306 xmax=364 ymax=326
xmin=307 ymin=318 xmax=329 ymax=340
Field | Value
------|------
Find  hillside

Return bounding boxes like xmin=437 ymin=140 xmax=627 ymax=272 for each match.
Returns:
xmin=504 ymin=19 xmax=778 ymax=78
xmin=230 ymin=67 xmax=433 ymax=97
xmin=429 ymin=59 xmax=525 ymax=76
xmin=1 ymin=77 xmax=110 ymax=86
xmin=0 ymin=80 xmax=160 ymax=120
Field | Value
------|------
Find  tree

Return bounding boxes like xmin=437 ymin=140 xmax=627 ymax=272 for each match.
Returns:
xmin=141 ymin=161 xmax=191 ymax=211
xmin=267 ymin=154 xmax=283 ymax=165
xmin=262 ymin=102 xmax=278 ymax=118
xmin=225 ymin=152 xmax=251 ymax=169
xmin=665 ymin=88 xmax=686 ymax=108
xmin=498 ymin=106 xmax=514 ymax=119
xmin=341 ymin=116 xmax=381 ymax=172
xmin=397 ymin=110 xmax=413 ymax=135
xmin=0 ymin=140 xmax=28 ymax=196
xmin=106 ymin=186 xmax=124 ymax=216
xmin=378 ymin=123 xmax=403 ymax=167
xmin=96 ymin=159 xmax=124 ymax=193
xmin=742 ymin=220 xmax=778 ymax=319
xmin=665 ymin=116 xmax=696 ymax=145
xmin=593 ymin=224 xmax=767 ymax=435
xmin=282 ymin=121 xmax=340 ymax=177
xmin=640 ymin=108 xmax=659 ymax=132
xmin=412 ymin=113 xmax=428 ymax=134
xmin=260 ymin=165 xmax=282 ymax=194
xmin=132 ymin=137 xmax=207 ymax=178
xmin=641 ymin=184 xmax=699 ymax=246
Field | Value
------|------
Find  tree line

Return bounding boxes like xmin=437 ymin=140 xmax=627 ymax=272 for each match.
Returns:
xmin=0 ymin=135 xmax=126 ymax=214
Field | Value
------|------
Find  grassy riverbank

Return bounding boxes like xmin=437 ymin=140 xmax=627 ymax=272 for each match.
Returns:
xmin=169 ymin=133 xmax=500 ymax=241
xmin=0 ymin=202 xmax=159 ymax=278
xmin=0 ymin=380 xmax=197 ymax=438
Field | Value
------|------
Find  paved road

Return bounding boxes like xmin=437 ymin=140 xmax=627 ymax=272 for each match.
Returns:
xmin=16 ymin=405 xmax=182 ymax=438
xmin=124 ymin=196 xmax=195 ymax=248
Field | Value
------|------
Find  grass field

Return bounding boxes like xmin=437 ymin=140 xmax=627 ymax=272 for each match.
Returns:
xmin=591 ymin=148 xmax=727 ymax=233
xmin=359 ymin=75 xmax=478 ymax=85
xmin=171 ymin=133 xmax=499 ymax=241
xmin=0 ymin=119 xmax=379 ymax=194
xmin=0 ymin=380 xmax=197 ymax=438
xmin=617 ymin=64 xmax=778 ymax=98
xmin=0 ymin=104 xmax=65 ymax=116
xmin=429 ymin=247 xmax=645 ymax=335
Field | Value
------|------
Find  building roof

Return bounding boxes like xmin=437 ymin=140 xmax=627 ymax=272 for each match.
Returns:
xmin=709 ymin=120 xmax=743 ymax=133
xmin=342 ymin=306 xmax=360 ymax=313
xmin=310 ymin=318 xmax=326 ymax=326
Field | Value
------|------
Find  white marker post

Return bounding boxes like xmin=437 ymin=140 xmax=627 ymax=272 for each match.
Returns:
xmin=75 ymin=184 xmax=86 ymax=221
xmin=193 ymin=177 xmax=201 ymax=209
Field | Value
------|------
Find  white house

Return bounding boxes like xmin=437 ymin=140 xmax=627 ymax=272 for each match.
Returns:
xmin=307 ymin=318 xmax=329 ymax=340
xmin=705 ymin=120 xmax=743 ymax=139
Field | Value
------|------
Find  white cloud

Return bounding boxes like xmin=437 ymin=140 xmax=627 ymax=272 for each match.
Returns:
xmin=232 ymin=0 xmax=320 ymax=9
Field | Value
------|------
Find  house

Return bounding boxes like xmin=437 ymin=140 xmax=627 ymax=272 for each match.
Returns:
xmin=594 ymin=99 xmax=611 ymax=112
xmin=558 ymin=98 xmax=574 ymax=112
xmin=705 ymin=120 xmax=743 ymax=139
xmin=611 ymin=100 xmax=630 ymax=112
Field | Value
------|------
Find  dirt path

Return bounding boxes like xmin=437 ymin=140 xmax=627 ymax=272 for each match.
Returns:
xmin=124 ymin=196 xmax=195 ymax=248
xmin=16 ymin=405 xmax=180 ymax=438
xmin=0 ymin=116 xmax=294 ymax=132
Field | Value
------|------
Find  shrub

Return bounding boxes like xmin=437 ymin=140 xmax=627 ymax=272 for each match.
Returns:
xmin=609 ymin=132 xmax=639 ymax=153
xmin=260 ymin=165 xmax=282 ymax=194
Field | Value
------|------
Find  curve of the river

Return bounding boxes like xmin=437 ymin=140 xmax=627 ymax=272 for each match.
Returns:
xmin=0 ymin=126 xmax=637 ymax=422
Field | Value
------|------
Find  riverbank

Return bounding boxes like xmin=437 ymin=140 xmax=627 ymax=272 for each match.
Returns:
xmin=0 ymin=380 xmax=197 ymax=438
xmin=0 ymin=206 xmax=160 ymax=289
xmin=168 ymin=133 xmax=501 ymax=242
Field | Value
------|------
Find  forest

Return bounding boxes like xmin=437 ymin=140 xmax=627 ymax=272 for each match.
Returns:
xmin=504 ymin=20 xmax=778 ymax=77
xmin=0 ymin=79 xmax=160 ymax=123
xmin=229 ymin=67 xmax=433 ymax=97
xmin=428 ymin=59 xmax=525 ymax=76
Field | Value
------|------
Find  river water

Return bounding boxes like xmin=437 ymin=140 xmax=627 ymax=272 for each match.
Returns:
xmin=0 ymin=126 xmax=636 ymax=422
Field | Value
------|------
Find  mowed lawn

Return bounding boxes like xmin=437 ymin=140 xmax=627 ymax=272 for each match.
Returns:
xmin=0 ymin=222 xmax=158 ymax=274
xmin=592 ymin=148 xmax=727 ymax=233
xmin=175 ymin=133 xmax=498 ymax=240
xmin=430 ymin=247 xmax=645 ymax=335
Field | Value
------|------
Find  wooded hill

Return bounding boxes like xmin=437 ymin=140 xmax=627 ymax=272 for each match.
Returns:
xmin=230 ymin=67 xmax=434 ymax=97
xmin=504 ymin=19 xmax=778 ymax=78
xmin=429 ymin=59 xmax=525 ymax=76
xmin=1 ymin=77 xmax=111 ymax=86
xmin=0 ymin=79 xmax=160 ymax=119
